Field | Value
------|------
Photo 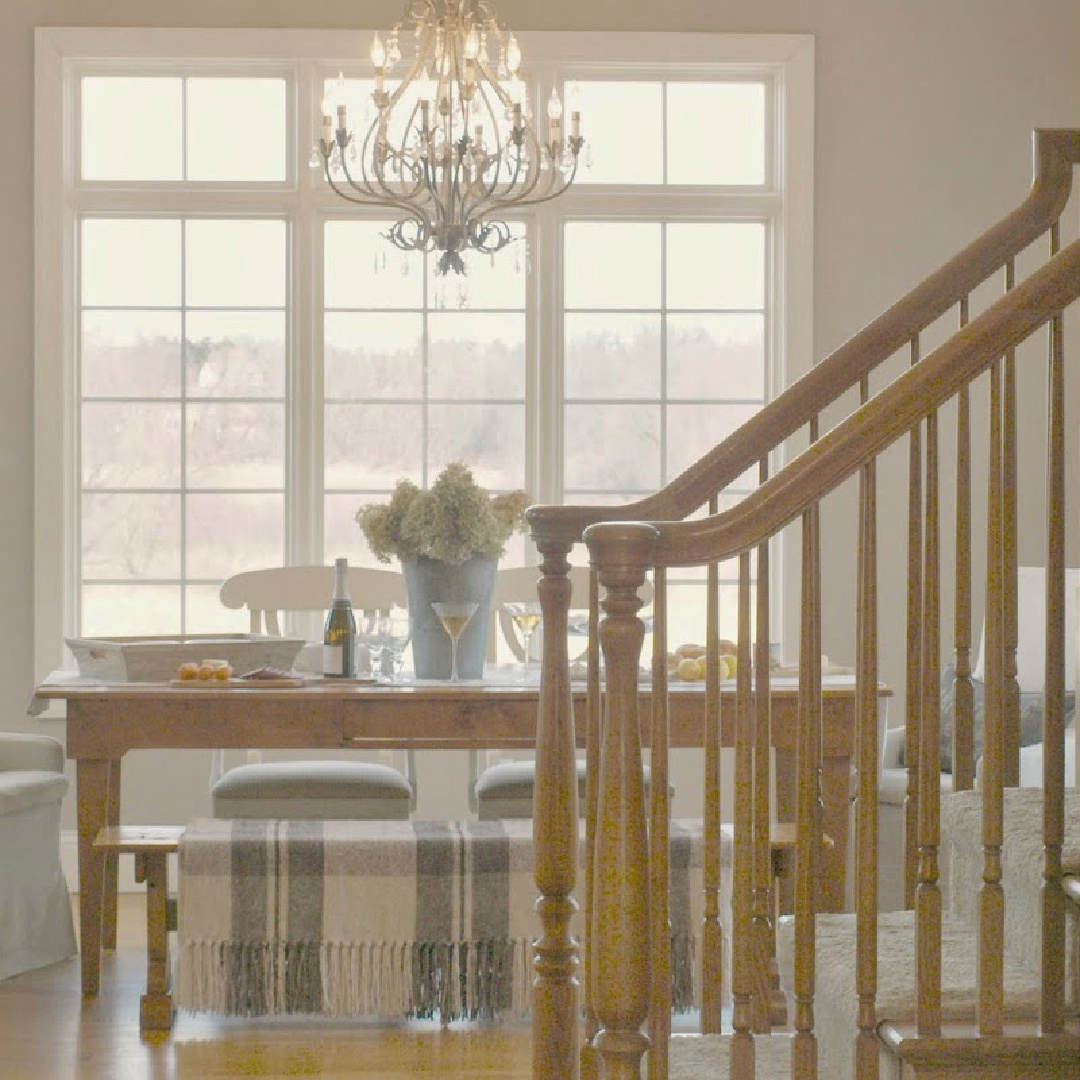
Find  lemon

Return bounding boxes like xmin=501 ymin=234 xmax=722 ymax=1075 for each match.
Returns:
xmin=676 ymin=657 xmax=701 ymax=681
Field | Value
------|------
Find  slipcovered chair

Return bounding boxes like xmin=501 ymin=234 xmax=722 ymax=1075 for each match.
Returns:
xmin=211 ymin=565 xmax=415 ymax=821
xmin=0 ymin=733 xmax=77 ymax=980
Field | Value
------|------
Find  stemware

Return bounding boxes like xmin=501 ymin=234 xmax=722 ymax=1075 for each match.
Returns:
xmin=503 ymin=601 xmax=542 ymax=681
xmin=383 ymin=610 xmax=411 ymax=681
xmin=431 ymin=601 xmax=479 ymax=683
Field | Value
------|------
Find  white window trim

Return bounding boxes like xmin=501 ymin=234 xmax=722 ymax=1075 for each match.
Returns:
xmin=34 ymin=27 xmax=813 ymax=681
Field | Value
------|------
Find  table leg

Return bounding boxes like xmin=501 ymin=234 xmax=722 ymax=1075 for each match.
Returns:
xmin=101 ymin=759 xmax=122 ymax=950
xmin=77 ymin=759 xmax=111 ymax=996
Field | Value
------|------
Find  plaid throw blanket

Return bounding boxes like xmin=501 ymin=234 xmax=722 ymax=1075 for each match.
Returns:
xmin=176 ymin=817 xmax=713 ymax=1021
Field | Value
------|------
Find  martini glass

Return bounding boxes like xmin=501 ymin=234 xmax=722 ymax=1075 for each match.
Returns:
xmin=431 ymin=601 xmax=479 ymax=683
xmin=503 ymin=601 xmax=542 ymax=681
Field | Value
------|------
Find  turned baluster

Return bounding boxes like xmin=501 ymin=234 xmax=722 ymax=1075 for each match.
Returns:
xmin=915 ymin=400 xmax=943 ymax=1037
xmin=585 ymin=521 xmax=657 ymax=1080
xmin=1002 ymin=260 xmax=1021 ymax=787
xmin=1040 ymin=221 xmax=1067 ymax=1033
xmin=793 ymin=493 xmax=821 ymax=1080
xmin=751 ymin=457 xmax=777 ymax=1034
xmin=855 ymin=376 xmax=880 ymax=1080
xmin=648 ymin=567 xmax=671 ymax=1080
xmin=700 ymin=494 xmax=725 ymax=1033
xmin=582 ymin=565 xmax=602 ymax=1079
xmin=532 ymin=538 xmax=581 ymax=1080
xmin=952 ymin=297 xmax=975 ymax=791
xmin=979 ymin=360 xmax=1006 ymax=1035
xmin=903 ymin=336 xmax=924 ymax=909
xmin=730 ymin=552 xmax=755 ymax=1080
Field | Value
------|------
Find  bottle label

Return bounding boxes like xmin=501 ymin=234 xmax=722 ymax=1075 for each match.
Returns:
xmin=323 ymin=644 xmax=343 ymax=677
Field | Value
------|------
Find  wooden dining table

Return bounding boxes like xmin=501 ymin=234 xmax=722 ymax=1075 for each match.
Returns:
xmin=31 ymin=670 xmax=890 ymax=996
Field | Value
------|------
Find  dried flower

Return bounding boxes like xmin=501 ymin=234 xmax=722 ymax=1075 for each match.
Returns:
xmin=357 ymin=463 xmax=528 ymax=566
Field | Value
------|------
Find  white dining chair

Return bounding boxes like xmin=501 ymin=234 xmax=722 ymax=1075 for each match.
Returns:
xmin=212 ymin=565 xmax=415 ymax=820
xmin=471 ymin=565 xmax=660 ymax=819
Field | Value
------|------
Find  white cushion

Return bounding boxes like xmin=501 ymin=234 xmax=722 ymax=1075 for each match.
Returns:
xmin=0 ymin=771 xmax=69 ymax=817
xmin=212 ymin=761 xmax=412 ymax=821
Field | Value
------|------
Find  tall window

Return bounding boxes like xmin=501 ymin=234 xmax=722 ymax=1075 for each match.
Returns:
xmin=35 ymin=29 xmax=813 ymax=669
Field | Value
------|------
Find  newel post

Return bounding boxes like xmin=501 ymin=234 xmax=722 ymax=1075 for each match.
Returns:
xmin=584 ymin=521 xmax=658 ymax=1080
xmin=531 ymin=528 xmax=581 ymax=1080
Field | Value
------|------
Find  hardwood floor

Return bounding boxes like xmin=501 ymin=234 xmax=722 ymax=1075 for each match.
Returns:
xmin=0 ymin=896 xmax=532 ymax=1079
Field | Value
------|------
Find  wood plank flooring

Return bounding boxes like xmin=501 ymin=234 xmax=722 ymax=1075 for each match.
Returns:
xmin=0 ymin=896 xmax=532 ymax=1079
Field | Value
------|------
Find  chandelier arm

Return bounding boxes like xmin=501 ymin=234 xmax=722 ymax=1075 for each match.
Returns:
xmin=457 ymin=77 xmax=522 ymax=222
xmin=339 ymin=139 xmax=428 ymax=221
xmin=492 ymin=153 xmax=581 ymax=210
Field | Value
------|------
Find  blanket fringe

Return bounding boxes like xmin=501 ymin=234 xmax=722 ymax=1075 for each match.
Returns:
xmin=177 ymin=937 xmax=535 ymax=1021
xmin=178 ymin=933 xmax=697 ymax=1019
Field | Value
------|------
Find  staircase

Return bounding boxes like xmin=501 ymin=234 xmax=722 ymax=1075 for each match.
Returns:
xmin=526 ymin=129 xmax=1080 ymax=1080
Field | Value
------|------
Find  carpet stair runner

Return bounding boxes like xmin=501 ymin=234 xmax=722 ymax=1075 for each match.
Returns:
xmin=668 ymin=1033 xmax=793 ymax=1078
xmin=774 ymin=788 xmax=1080 ymax=1080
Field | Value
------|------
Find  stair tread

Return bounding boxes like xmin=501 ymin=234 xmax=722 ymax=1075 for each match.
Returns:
xmin=778 ymin=910 xmax=1042 ymax=1025
xmin=669 ymin=1033 xmax=793 ymax=1079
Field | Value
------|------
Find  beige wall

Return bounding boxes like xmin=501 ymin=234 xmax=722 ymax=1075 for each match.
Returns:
xmin=4 ymin=1 xmax=1080 ymax=830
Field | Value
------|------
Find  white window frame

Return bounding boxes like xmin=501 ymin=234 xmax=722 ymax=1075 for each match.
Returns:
xmin=34 ymin=27 xmax=813 ymax=680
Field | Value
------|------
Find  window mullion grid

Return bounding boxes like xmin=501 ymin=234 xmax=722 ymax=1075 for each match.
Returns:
xmin=179 ymin=217 xmax=189 ymax=632
xmin=422 ymin=253 xmax=430 ymax=486
xmin=293 ymin=60 xmax=320 ymax=570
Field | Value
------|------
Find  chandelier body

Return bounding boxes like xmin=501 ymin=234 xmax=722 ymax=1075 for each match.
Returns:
xmin=319 ymin=0 xmax=583 ymax=275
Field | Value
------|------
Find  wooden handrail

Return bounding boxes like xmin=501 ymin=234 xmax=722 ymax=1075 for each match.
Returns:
xmin=581 ymin=235 xmax=1080 ymax=570
xmin=529 ymin=129 xmax=1080 ymax=549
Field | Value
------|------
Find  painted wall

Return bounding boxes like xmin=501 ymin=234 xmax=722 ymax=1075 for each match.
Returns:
xmin=4 ymin=1 xmax=1080 ymax=839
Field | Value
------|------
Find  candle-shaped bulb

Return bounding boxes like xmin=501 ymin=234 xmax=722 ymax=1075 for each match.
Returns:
xmin=547 ymin=88 xmax=563 ymax=121
xmin=506 ymin=34 xmax=521 ymax=74
xmin=464 ymin=27 xmax=480 ymax=60
xmin=370 ymin=31 xmax=386 ymax=68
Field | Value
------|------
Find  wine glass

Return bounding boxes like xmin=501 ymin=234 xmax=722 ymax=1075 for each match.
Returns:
xmin=383 ymin=610 xmax=411 ymax=681
xmin=431 ymin=601 xmax=478 ymax=683
xmin=503 ymin=601 xmax=542 ymax=681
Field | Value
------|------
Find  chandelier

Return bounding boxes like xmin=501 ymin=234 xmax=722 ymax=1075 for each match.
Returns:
xmin=317 ymin=0 xmax=584 ymax=276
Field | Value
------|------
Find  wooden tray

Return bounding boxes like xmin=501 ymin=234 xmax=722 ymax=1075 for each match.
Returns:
xmin=170 ymin=677 xmax=307 ymax=688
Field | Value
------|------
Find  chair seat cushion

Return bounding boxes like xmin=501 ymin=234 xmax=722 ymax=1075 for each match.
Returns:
xmin=212 ymin=761 xmax=412 ymax=821
xmin=0 ymin=771 xmax=69 ymax=816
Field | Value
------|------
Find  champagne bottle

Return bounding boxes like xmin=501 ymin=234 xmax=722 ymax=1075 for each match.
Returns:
xmin=323 ymin=557 xmax=357 ymax=677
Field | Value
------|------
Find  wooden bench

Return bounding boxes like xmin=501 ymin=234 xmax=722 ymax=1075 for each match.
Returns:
xmin=93 ymin=825 xmax=183 ymax=1032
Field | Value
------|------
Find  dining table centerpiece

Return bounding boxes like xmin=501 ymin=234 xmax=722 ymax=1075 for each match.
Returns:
xmin=357 ymin=463 xmax=528 ymax=679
